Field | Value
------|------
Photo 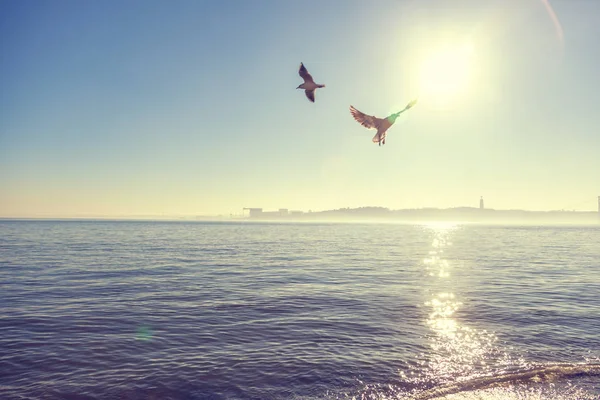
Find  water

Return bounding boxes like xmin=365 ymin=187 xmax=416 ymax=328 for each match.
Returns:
xmin=1 ymin=220 xmax=599 ymax=399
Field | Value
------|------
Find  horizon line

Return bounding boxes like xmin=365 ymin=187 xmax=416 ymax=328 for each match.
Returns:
xmin=1 ymin=204 xmax=599 ymax=221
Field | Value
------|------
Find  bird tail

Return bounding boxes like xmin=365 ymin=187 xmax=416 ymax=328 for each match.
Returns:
xmin=318 ymin=84 xmax=326 ymax=88
xmin=372 ymin=131 xmax=385 ymax=144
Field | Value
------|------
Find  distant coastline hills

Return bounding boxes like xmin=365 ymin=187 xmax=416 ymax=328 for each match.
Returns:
xmin=242 ymin=206 xmax=599 ymax=224
xmin=2 ymin=206 xmax=598 ymax=223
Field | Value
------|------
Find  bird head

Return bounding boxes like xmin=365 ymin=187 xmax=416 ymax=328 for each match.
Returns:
xmin=296 ymin=85 xmax=302 ymax=89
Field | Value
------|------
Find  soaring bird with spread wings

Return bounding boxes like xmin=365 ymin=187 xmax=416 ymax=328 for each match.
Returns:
xmin=297 ymin=62 xmax=325 ymax=103
xmin=349 ymin=99 xmax=417 ymax=146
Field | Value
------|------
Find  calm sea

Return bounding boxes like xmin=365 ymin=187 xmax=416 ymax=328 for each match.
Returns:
xmin=1 ymin=220 xmax=599 ymax=400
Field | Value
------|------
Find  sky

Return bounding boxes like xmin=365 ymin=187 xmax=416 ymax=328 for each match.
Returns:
xmin=1 ymin=0 xmax=599 ymax=218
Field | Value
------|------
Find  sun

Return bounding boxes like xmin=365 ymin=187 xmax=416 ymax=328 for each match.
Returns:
xmin=419 ymin=43 xmax=475 ymax=108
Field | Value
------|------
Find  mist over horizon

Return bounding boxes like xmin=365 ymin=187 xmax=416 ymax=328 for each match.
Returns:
xmin=3 ymin=202 xmax=598 ymax=226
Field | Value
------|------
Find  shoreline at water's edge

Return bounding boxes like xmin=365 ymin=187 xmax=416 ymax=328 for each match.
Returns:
xmin=1 ymin=207 xmax=599 ymax=224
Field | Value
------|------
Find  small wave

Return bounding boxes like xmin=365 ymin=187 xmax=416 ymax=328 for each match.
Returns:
xmin=413 ymin=363 xmax=600 ymax=399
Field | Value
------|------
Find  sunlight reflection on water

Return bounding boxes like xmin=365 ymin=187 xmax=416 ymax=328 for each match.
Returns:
xmin=421 ymin=224 xmax=504 ymax=382
xmin=403 ymin=223 xmax=599 ymax=400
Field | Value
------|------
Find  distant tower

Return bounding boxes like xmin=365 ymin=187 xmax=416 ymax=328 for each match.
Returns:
xmin=480 ymin=196 xmax=484 ymax=210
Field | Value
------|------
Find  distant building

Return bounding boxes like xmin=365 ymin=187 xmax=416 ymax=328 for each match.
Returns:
xmin=243 ymin=208 xmax=263 ymax=218
xmin=479 ymin=196 xmax=484 ymax=210
xmin=244 ymin=208 xmax=294 ymax=219
xmin=261 ymin=211 xmax=282 ymax=217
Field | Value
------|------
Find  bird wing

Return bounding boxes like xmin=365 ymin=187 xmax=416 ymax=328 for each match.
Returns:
xmin=305 ymin=90 xmax=315 ymax=103
xmin=299 ymin=62 xmax=314 ymax=83
xmin=349 ymin=106 xmax=379 ymax=130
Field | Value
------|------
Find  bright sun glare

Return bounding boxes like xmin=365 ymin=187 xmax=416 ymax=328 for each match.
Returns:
xmin=419 ymin=43 xmax=475 ymax=108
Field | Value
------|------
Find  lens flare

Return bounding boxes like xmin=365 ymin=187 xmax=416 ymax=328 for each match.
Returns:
xmin=136 ymin=325 xmax=153 ymax=341
xmin=541 ymin=0 xmax=565 ymax=46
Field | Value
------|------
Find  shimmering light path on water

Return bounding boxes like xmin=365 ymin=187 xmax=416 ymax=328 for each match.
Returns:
xmin=1 ymin=220 xmax=599 ymax=399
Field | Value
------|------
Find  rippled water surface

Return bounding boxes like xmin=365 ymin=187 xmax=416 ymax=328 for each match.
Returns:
xmin=1 ymin=220 xmax=599 ymax=399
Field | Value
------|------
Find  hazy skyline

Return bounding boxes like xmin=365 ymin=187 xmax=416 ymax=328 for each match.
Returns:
xmin=1 ymin=0 xmax=599 ymax=218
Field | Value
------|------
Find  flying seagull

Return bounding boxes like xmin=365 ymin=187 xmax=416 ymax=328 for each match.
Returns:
xmin=349 ymin=99 xmax=417 ymax=146
xmin=297 ymin=62 xmax=325 ymax=103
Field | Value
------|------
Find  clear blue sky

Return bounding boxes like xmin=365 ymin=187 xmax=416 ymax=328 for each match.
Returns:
xmin=1 ymin=0 xmax=599 ymax=217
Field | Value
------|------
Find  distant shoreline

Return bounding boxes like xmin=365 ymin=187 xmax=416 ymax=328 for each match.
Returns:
xmin=1 ymin=207 xmax=598 ymax=224
xmin=244 ymin=207 xmax=599 ymax=224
